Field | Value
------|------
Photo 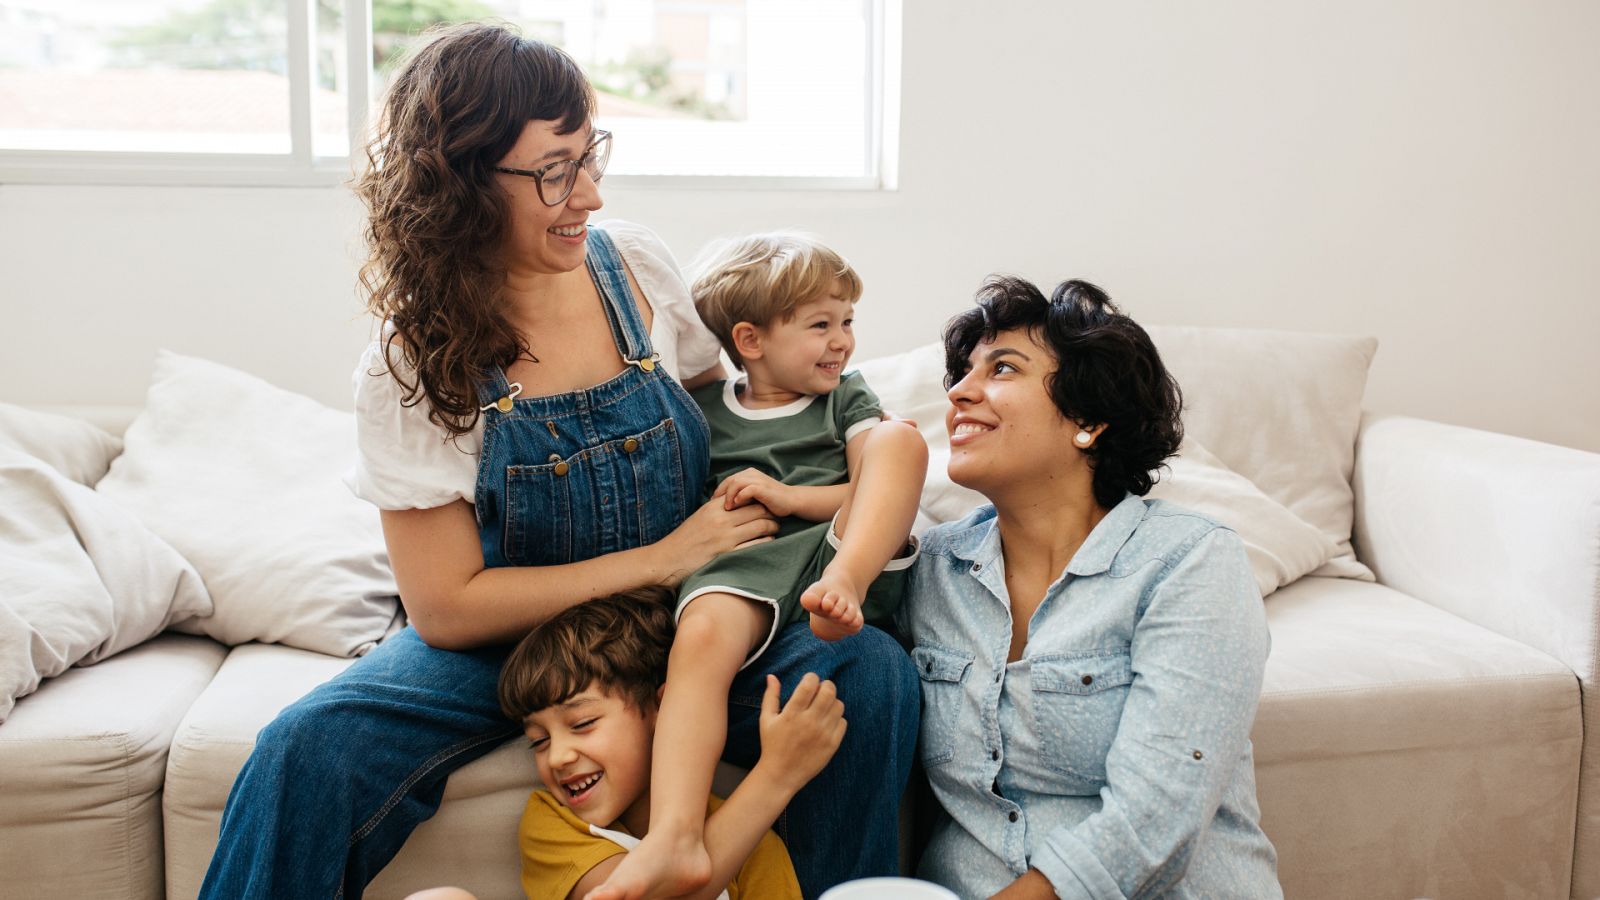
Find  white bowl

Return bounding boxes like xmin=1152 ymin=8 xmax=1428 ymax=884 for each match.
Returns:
xmin=819 ymin=877 xmax=960 ymax=899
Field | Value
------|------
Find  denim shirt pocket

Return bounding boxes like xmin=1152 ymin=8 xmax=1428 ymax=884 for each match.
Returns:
xmin=912 ymin=643 xmax=974 ymax=769
xmin=1030 ymin=650 xmax=1134 ymax=784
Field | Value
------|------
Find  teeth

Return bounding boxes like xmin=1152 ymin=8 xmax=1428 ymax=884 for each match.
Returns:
xmin=564 ymin=772 xmax=601 ymax=795
xmin=953 ymin=423 xmax=991 ymax=435
xmin=549 ymin=225 xmax=584 ymax=237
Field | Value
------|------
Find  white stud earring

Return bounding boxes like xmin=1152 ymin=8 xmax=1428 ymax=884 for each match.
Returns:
xmin=1074 ymin=430 xmax=1093 ymax=446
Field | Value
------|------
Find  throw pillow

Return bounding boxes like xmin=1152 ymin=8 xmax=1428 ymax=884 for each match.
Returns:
xmin=1144 ymin=326 xmax=1378 ymax=580
xmin=96 ymin=352 xmax=403 ymax=657
xmin=855 ymin=342 xmax=1339 ymax=595
xmin=0 ymin=403 xmax=123 ymax=486
xmin=0 ymin=448 xmax=212 ymax=721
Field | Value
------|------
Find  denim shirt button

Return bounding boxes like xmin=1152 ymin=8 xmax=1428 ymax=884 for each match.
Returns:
xmin=972 ymin=562 xmax=982 ymax=572
xmin=991 ymin=749 xmax=1000 ymax=761
xmin=1193 ymin=750 xmax=1204 ymax=760
xmin=1081 ymin=674 xmax=1093 ymax=685
xmin=1008 ymin=811 xmax=1019 ymax=823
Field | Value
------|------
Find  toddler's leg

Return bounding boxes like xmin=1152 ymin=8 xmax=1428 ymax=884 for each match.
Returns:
xmin=592 ymin=592 xmax=772 ymax=900
xmin=803 ymin=421 xmax=927 ymax=640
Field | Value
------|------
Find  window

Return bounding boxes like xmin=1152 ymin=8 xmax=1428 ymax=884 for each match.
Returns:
xmin=0 ymin=0 xmax=898 ymax=188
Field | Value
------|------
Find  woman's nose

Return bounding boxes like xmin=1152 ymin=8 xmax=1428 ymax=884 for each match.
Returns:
xmin=947 ymin=370 xmax=978 ymax=403
xmin=569 ymin=167 xmax=604 ymax=212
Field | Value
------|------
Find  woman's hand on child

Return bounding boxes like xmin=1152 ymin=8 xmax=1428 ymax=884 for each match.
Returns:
xmin=713 ymin=468 xmax=798 ymax=517
xmin=654 ymin=497 xmax=778 ymax=587
xmin=756 ymin=673 xmax=846 ymax=791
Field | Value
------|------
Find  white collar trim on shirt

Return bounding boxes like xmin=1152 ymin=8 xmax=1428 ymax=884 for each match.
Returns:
xmin=721 ymin=377 xmax=818 ymax=420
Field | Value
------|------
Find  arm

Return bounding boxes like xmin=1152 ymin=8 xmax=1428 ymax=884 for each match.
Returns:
xmin=1025 ymin=528 xmax=1269 ymax=899
xmin=990 ymin=870 xmax=1058 ymax=900
xmin=712 ymin=428 xmax=873 ymax=521
xmin=384 ymin=496 xmax=776 ymax=649
xmin=686 ymin=674 xmax=845 ymax=900
xmin=681 ymin=362 xmax=729 ymax=393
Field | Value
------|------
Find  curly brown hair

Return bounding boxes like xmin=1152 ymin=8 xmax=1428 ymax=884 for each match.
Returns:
xmin=355 ymin=22 xmax=595 ymax=437
xmin=497 ymin=586 xmax=677 ymax=720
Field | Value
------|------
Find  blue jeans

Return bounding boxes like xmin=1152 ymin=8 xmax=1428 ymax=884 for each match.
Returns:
xmin=199 ymin=623 xmax=918 ymax=899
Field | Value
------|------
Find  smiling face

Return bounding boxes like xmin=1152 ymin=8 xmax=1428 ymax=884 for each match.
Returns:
xmin=495 ymin=119 xmax=605 ymax=276
xmin=746 ymin=285 xmax=857 ymax=397
xmin=524 ymin=682 xmax=656 ymax=830
xmin=945 ymin=327 xmax=1087 ymax=498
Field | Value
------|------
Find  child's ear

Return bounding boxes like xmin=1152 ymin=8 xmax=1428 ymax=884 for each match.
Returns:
xmin=730 ymin=322 xmax=764 ymax=362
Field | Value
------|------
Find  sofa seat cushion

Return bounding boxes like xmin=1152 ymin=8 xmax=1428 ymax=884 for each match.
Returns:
xmin=0 ymin=634 xmax=228 ymax=900
xmin=1255 ymin=577 xmax=1582 ymax=900
xmin=164 ymin=642 xmax=537 ymax=900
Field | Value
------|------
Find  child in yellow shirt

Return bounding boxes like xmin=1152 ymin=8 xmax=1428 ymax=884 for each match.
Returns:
xmin=499 ymin=585 xmax=845 ymax=899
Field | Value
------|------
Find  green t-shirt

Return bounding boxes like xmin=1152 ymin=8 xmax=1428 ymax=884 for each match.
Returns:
xmin=688 ymin=372 xmax=883 ymax=504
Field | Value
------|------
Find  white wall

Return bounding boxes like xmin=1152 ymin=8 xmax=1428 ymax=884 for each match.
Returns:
xmin=3 ymin=1 xmax=1597 ymax=452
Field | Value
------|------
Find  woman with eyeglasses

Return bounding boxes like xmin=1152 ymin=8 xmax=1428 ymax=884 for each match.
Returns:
xmin=197 ymin=22 xmax=918 ymax=900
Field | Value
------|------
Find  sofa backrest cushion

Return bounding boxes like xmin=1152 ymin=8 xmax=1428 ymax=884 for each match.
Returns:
xmin=96 ymin=351 xmax=403 ymax=658
xmin=0 ymin=449 xmax=213 ymax=721
xmin=1145 ymin=326 xmax=1377 ymax=579
xmin=854 ymin=325 xmax=1374 ymax=591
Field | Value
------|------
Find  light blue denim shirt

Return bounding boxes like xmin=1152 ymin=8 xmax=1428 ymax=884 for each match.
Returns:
xmin=901 ymin=494 xmax=1281 ymax=899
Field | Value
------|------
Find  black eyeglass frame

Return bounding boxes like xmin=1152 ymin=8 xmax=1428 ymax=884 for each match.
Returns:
xmin=492 ymin=130 xmax=612 ymax=207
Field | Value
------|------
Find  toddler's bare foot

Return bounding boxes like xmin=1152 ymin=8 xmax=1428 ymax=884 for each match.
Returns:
xmin=800 ymin=570 xmax=865 ymax=641
xmin=586 ymin=830 xmax=710 ymax=900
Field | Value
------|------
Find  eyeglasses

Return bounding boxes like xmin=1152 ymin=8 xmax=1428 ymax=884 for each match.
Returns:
xmin=492 ymin=130 xmax=612 ymax=207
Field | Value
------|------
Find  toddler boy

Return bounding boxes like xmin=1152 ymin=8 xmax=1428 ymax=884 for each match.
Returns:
xmin=597 ymin=233 xmax=927 ymax=899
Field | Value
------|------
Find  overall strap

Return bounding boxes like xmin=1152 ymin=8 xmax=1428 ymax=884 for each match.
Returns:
xmin=475 ymin=361 xmax=516 ymax=410
xmin=585 ymin=227 xmax=656 ymax=365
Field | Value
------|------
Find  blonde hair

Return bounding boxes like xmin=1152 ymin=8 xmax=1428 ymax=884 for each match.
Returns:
xmin=690 ymin=232 xmax=863 ymax=370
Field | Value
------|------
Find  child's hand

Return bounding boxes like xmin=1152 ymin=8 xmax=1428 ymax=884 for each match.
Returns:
xmin=756 ymin=673 xmax=846 ymax=791
xmin=713 ymin=468 xmax=796 ymax=516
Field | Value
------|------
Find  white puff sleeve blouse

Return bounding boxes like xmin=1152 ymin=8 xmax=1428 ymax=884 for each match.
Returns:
xmin=345 ymin=220 xmax=723 ymax=511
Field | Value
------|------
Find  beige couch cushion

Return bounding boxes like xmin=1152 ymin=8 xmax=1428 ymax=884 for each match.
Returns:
xmin=163 ymin=643 xmax=534 ymax=900
xmin=1256 ymin=577 xmax=1582 ymax=900
xmin=1145 ymin=326 xmax=1378 ymax=580
xmin=0 ymin=634 xmax=227 ymax=900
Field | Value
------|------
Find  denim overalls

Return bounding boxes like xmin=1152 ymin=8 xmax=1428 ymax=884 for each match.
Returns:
xmin=200 ymin=227 xmax=918 ymax=900
xmin=474 ymin=227 xmax=709 ymax=570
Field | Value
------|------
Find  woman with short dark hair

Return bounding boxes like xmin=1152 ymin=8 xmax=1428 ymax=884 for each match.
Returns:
xmin=904 ymin=277 xmax=1282 ymax=898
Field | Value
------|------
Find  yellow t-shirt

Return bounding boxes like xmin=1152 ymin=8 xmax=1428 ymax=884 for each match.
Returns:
xmin=518 ymin=789 xmax=803 ymax=900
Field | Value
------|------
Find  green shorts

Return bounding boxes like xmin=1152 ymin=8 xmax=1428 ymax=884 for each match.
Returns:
xmin=676 ymin=514 xmax=918 ymax=666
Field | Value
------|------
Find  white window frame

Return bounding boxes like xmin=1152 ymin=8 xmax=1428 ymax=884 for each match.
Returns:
xmin=0 ymin=0 xmax=900 ymax=191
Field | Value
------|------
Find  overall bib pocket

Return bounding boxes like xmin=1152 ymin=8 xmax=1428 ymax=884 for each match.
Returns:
xmin=912 ymin=643 xmax=974 ymax=769
xmin=1030 ymin=650 xmax=1134 ymax=784
xmin=503 ymin=456 xmax=576 ymax=566
xmin=624 ymin=417 xmax=688 ymax=546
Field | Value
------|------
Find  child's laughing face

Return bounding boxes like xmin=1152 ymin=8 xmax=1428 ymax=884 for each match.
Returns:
xmin=525 ymin=683 xmax=656 ymax=831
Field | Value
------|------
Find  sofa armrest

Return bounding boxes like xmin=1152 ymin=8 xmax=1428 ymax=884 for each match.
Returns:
xmin=1352 ymin=413 xmax=1600 ymax=682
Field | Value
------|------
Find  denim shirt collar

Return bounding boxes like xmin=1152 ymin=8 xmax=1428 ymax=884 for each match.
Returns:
xmin=945 ymin=492 xmax=1145 ymax=577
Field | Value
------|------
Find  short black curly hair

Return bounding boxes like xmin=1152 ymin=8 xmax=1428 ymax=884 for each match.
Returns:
xmin=942 ymin=276 xmax=1183 ymax=510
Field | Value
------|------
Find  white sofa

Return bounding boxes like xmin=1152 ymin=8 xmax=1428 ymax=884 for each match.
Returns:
xmin=2 ymin=328 xmax=1597 ymax=900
